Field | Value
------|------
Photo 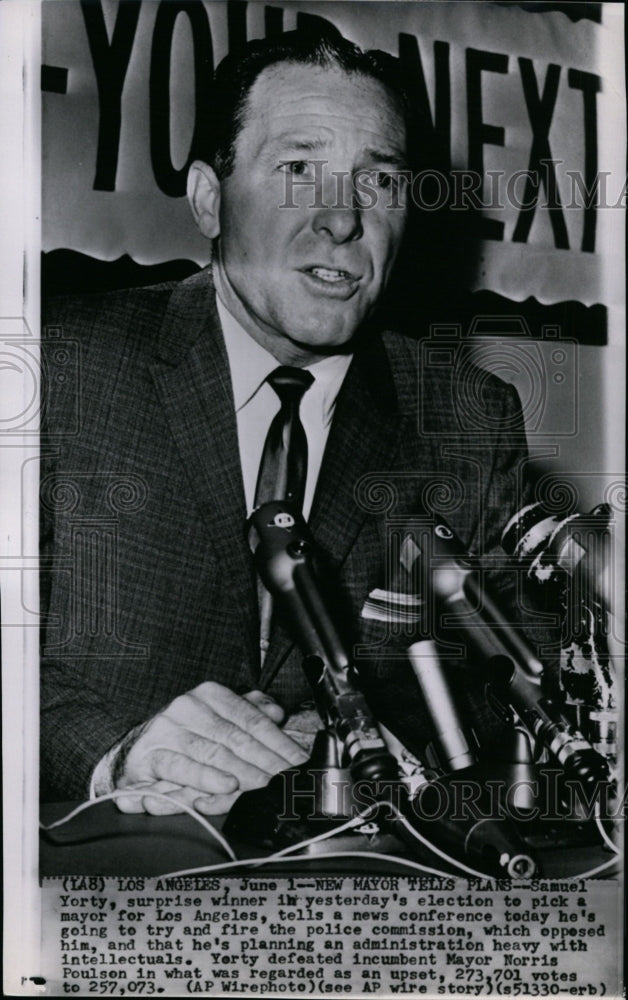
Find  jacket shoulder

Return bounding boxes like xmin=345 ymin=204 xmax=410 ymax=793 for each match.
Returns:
xmin=42 ymin=281 xmax=177 ymax=354
xmin=41 ymin=282 xmax=183 ymax=443
xmin=380 ymin=326 xmax=522 ymax=429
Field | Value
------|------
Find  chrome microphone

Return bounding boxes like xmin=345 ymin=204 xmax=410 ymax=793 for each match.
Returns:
xmin=399 ymin=519 xmax=610 ymax=795
xmin=406 ymin=638 xmax=477 ymax=773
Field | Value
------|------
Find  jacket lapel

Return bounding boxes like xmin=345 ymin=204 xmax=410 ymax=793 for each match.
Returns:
xmin=309 ymin=332 xmax=406 ymax=560
xmin=259 ymin=331 xmax=414 ymax=689
xmin=148 ymin=270 xmax=260 ymax=685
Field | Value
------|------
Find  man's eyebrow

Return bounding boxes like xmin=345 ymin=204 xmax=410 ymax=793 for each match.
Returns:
xmin=258 ymin=134 xmax=409 ymax=167
xmin=362 ymin=147 xmax=409 ymax=168
xmin=261 ymin=134 xmax=329 ymax=155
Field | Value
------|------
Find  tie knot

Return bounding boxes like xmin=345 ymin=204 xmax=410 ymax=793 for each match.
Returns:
xmin=267 ymin=366 xmax=314 ymax=406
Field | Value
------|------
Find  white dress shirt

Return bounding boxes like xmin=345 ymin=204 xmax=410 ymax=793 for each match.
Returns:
xmin=216 ymin=294 xmax=353 ymax=520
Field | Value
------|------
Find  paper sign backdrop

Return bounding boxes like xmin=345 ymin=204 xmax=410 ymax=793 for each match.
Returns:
xmin=42 ymin=0 xmax=625 ymax=309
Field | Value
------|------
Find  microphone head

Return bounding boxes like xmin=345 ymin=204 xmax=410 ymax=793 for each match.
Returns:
xmin=248 ymin=499 xmax=307 ymax=552
xmin=502 ymin=500 xmax=612 ymax=608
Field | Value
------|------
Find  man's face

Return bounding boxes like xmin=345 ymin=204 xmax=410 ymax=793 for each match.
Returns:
xmin=212 ymin=62 xmax=409 ymax=364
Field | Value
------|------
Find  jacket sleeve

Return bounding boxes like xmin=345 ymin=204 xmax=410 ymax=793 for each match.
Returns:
xmin=39 ymin=297 xmax=156 ymax=801
xmin=39 ymin=448 xmax=146 ymax=801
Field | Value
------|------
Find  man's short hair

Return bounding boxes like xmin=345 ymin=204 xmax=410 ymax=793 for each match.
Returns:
xmin=197 ymin=23 xmax=412 ymax=179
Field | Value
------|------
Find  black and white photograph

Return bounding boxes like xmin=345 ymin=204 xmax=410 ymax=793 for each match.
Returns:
xmin=1 ymin=0 xmax=625 ymax=996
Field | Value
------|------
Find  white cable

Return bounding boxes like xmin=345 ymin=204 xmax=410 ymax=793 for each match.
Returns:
xmin=274 ymin=850 xmax=482 ymax=877
xmin=263 ymin=807 xmax=377 ymax=860
xmin=161 ymin=855 xmax=295 ymax=879
xmin=162 ymin=800 xmax=490 ymax=880
xmin=161 ymin=849 xmax=465 ymax=880
xmin=390 ymin=806 xmax=491 ymax=880
xmin=39 ymin=793 xmax=514 ymax=881
xmin=262 ymin=799 xmax=490 ymax=878
xmin=394 ymin=806 xmax=621 ymax=882
xmin=594 ymin=803 xmax=620 ymax=854
xmin=161 ymin=809 xmax=378 ymax=879
xmin=162 ymin=839 xmax=621 ymax=882
xmin=39 ymin=790 xmax=237 ymax=862
xmin=41 ymin=790 xmax=620 ymax=882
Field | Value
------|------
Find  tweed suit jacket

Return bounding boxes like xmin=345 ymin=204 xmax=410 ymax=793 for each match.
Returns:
xmin=41 ymin=269 xmax=542 ymax=801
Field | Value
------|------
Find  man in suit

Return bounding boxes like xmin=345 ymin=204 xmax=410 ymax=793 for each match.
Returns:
xmin=41 ymin=28 xmax=537 ymax=812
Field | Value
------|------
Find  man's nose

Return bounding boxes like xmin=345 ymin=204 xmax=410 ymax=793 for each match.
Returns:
xmin=311 ymin=173 xmax=363 ymax=243
xmin=312 ymin=203 xmax=363 ymax=243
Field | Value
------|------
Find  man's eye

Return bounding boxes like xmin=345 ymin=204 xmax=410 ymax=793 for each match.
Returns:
xmin=375 ymin=171 xmax=397 ymax=190
xmin=281 ymin=160 xmax=310 ymax=176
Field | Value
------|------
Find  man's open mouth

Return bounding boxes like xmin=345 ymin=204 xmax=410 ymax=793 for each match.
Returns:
xmin=302 ymin=266 xmax=358 ymax=283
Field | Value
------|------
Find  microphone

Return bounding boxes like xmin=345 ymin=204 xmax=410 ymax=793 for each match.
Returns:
xmin=399 ymin=519 xmax=610 ymax=797
xmin=501 ymin=501 xmax=613 ymax=611
xmin=406 ymin=638 xmax=477 ymax=773
xmin=248 ymin=501 xmax=399 ymax=789
xmin=501 ymin=499 xmax=618 ymax=764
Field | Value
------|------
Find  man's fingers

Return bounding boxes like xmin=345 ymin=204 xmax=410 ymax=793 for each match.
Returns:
xmin=140 ymin=786 xmax=202 ymax=816
xmin=145 ymin=746 xmax=240 ymax=795
xmin=183 ymin=733 xmax=281 ymax=789
xmin=140 ymin=793 xmax=185 ymax=816
xmin=243 ymin=690 xmax=285 ymax=724
xmin=114 ymin=682 xmax=308 ymax=805
xmin=194 ymin=716 xmax=303 ymax=776
xmin=115 ymin=792 xmax=148 ymax=814
xmin=243 ymin=715 xmax=309 ymax=765
xmin=114 ymin=779 xmax=182 ymax=814
xmin=202 ymin=686 xmax=309 ymax=765
xmin=178 ymin=688 xmax=307 ymax=770
xmin=114 ymin=780 xmax=239 ymax=817
xmin=194 ymin=791 xmax=242 ymax=816
xmin=168 ymin=683 xmax=308 ymax=765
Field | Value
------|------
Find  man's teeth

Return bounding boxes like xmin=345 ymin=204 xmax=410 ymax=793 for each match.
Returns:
xmin=309 ymin=267 xmax=350 ymax=282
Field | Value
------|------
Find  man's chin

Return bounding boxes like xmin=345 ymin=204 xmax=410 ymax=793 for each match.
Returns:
xmin=284 ymin=304 xmax=367 ymax=354
xmin=286 ymin=325 xmax=359 ymax=357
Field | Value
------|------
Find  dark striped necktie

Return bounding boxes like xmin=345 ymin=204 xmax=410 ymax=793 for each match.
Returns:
xmin=254 ymin=366 xmax=315 ymax=511
xmin=254 ymin=366 xmax=314 ymax=663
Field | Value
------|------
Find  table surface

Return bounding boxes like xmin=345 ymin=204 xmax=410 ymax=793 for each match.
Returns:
xmin=39 ymin=800 xmax=620 ymax=880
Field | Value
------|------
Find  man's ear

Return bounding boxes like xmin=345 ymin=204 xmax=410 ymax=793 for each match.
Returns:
xmin=187 ymin=161 xmax=221 ymax=240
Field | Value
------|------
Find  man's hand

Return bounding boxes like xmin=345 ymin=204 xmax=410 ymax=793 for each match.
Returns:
xmin=113 ymin=682 xmax=309 ymax=816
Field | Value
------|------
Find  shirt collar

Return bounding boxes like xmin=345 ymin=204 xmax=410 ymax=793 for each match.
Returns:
xmin=216 ymin=293 xmax=278 ymax=411
xmin=215 ymin=291 xmax=352 ymax=424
